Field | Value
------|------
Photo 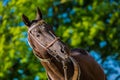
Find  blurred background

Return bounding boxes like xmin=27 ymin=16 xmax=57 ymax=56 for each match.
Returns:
xmin=0 ymin=0 xmax=120 ymax=80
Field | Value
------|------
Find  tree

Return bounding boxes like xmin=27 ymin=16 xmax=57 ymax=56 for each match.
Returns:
xmin=0 ymin=0 xmax=120 ymax=80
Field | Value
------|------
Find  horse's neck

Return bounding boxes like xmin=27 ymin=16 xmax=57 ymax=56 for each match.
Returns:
xmin=41 ymin=59 xmax=64 ymax=80
xmin=41 ymin=57 xmax=74 ymax=80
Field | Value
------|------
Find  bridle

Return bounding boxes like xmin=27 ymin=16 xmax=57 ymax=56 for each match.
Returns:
xmin=28 ymin=20 xmax=61 ymax=61
xmin=28 ymin=20 xmax=69 ymax=80
xmin=28 ymin=20 xmax=60 ymax=52
xmin=28 ymin=20 xmax=80 ymax=80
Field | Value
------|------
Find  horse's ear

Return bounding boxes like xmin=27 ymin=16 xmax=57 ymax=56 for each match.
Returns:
xmin=22 ymin=14 xmax=31 ymax=27
xmin=36 ymin=7 xmax=42 ymax=20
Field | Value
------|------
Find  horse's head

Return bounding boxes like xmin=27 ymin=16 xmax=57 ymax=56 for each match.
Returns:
xmin=22 ymin=8 xmax=70 ymax=60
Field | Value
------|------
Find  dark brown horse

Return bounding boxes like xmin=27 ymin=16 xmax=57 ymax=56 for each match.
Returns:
xmin=22 ymin=8 xmax=106 ymax=80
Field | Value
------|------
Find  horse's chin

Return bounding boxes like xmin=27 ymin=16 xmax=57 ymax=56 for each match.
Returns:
xmin=58 ymin=53 xmax=69 ymax=60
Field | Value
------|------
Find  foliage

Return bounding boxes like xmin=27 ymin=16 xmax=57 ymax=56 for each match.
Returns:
xmin=0 ymin=0 xmax=120 ymax=80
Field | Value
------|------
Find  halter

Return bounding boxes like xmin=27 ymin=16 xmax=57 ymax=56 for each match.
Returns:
xmin=28 ymin=20 xmax=59 ymax=50
xmin=28 ymin=20 xmax=80 ymax=80
xmin=28 ymin=20 xmax=61 ymax=62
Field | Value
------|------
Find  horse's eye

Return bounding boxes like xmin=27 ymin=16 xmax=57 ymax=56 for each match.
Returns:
xmin=36 ymin=34 xmax=40 ymax=37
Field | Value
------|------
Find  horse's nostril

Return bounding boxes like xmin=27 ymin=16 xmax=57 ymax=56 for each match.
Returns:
xmin=61 ymin=48 xmax=64 ymax=53
xmin=36 ymin=34 xmax=40 ymax=37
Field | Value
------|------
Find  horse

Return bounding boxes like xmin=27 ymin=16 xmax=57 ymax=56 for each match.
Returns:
xmin=22 ymin=7 xmax=106 ymax=80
